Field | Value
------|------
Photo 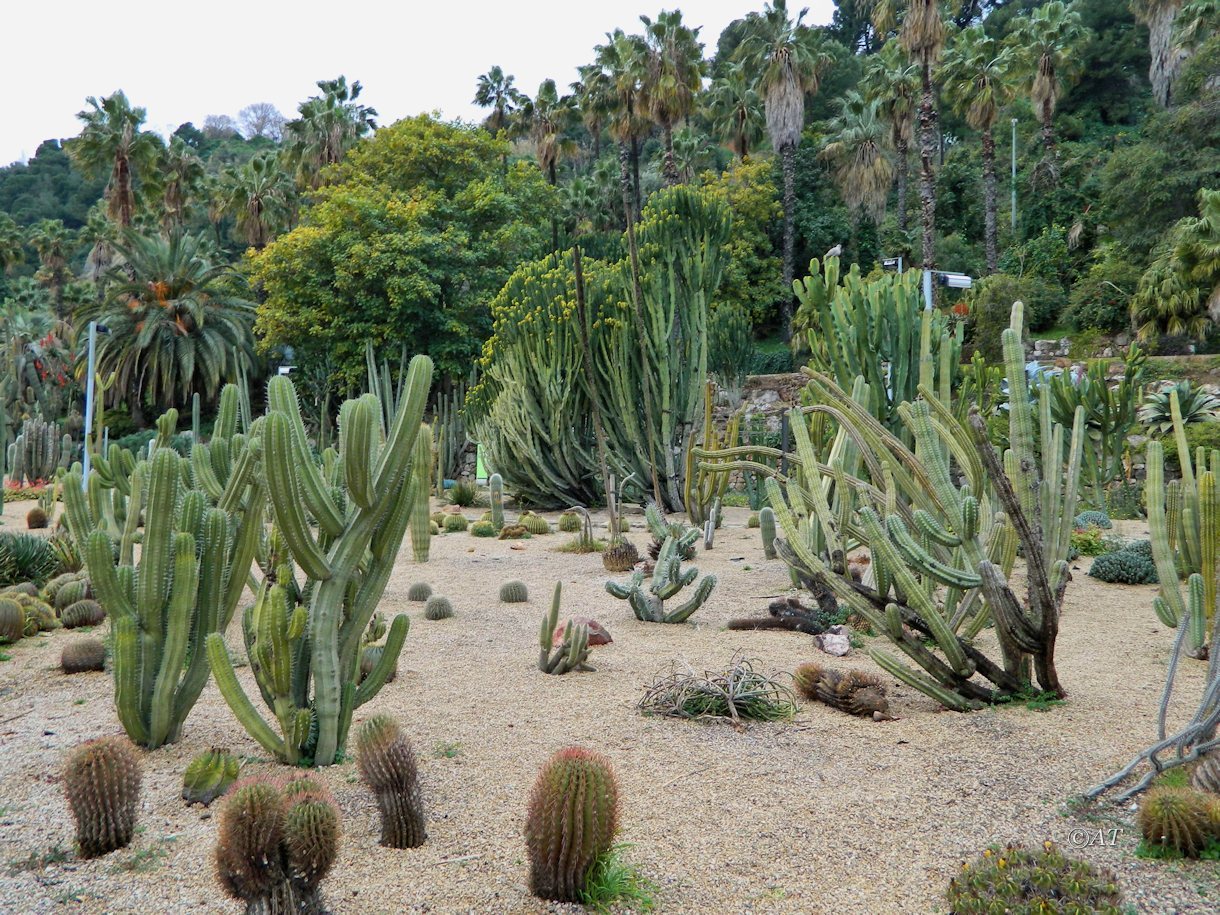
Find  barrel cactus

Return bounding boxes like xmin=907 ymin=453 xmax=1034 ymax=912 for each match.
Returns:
xmin=61 ymin=599 xmax=106 ymax=629
xmin=26 ymin=507 xmax=48 ymax=530
xmin=0 ymin=597 xmax=23 ymax=643
xmin=182 ymin=748 xmax=241 ymax=807
xmin=524 ymin=747 xmax=619 ymax=902
xmin=424 ymin=596 xmax=454 ymax=620
xmin=1138 ymin=787 xmax=1220 ymax=857
xmin=602 ymin=540 xmax=639 ymax=573
xmin=63 ymin=736 xmax=142 ymax=858
xmin=62 ymin=638 xmax=106 ymax=673
xmin=471 ymin=520 xmax=497 ymax=537
xmin=521 ymin=513 xmax=551 ymax=535
xmin=359 ymin=645 xmax=398 ymax=684
xmin=407 ymin=582 xmax=433 ymax=602
xmin=443 ymin=513 xmax=469 ymax=533
xmin=558 ymin=511 xmax=582 ymax=533
xmin=499 ymin=580 xmax=529 ymax=603
xmin=355 ymin=715 xmax=426 ymax=848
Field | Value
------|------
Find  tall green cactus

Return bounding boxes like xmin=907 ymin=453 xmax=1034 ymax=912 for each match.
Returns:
xmin=7 ymin=416 xmax=72 ymax=486
xmin=207 ymin=357 xmax=432 ymax=766
xmin=489 ymin=472 xmax=504 ymax=530
xmin=409 ymin=425 xmax=432 ymax=562
xmin=605 ymin=536 xmax=716 ymax=623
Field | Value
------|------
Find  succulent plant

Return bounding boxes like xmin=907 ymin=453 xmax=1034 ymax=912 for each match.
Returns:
xmin=52 ymin=578 xmax=90 ymax=610
xmin=498 ymin=524 xmax=530 ymax=539
xmin=1193 ymin=753 xmax=1220 ymax=795
xmin=747 ymin=513 xmax=760 ymax=529
xmin=0 ymin=532 xmax=57 ymax=587
xmin=1073 ymin=510 xmax=1112 ymax=529
xmin=794 ymin=663 xmax=892 ymax=720
xmin=448 ymin=479 xmax=479 ymax=507
xmin=215 ymin=775 xmax=340 ymax=913
xmin=489 ymin=472 xmax=504 ymax=530
xmin=424 ymin=596 xmax=454 ymax=620
xmin=407 ymin=582 xmax=432 ymax=602
xmin=1138 ymin=787 xmax=1220 ymax=857
xmin=759 ymin=506 xmax=777 ymax=559
xmin=61 ymin=599 xmax=106 ymax=629
xmin=524 ymin=747 xmax=619 ymax=902
xmin=1087 ymin=549 xmax=1158 ymax=584
xmin=62 ymin=638 xmax=106 ymax=673
xmin=43 ymin=571 xmax=85 ymax=604
xmin=63 ymin=736 xmax=142 ymax=858
xmin=430 ymin=511 xmax=445 ymax=526
xmin=363 ymin=612 xmax=387 ymax=645
xmin=182 ymin=748 xmax=241 ymax=806
xmin=26 ymin=506 xmax=48 ymax=529
xmin=3 ymin=581 xmax=40 ymax=598
xmin=359 ymin=645 xmax=398 ymax=684
xmin=429 ymin=520 xmax=440 ymax=535
xmin=537 ymin=583 xmax=592 ymax=675
xmin=355 ymin=715 xmax=426 ymax=848
xmin=17 ymin=593 xmax=59 ymax=635
xmin=499 ymin=580 xmax=529 ymax=603
xmin=606 ymin=536 xmax=716 ymax=623
xmin=643 ymin=503 xmax=697 ymax=560
xmin=470 ymin=520 xmax=497 ymax=537
xmin=521 ymin=514 xmax=551 ymax=535
xmin=442 ymin=513 xmax=469 ymax=533
xmin=602 ymin=539 xmax=639 ymax=573
xmin=558 ymin=511 xmax=582 ymax=533
xmin=947 ymin=842 xmax=1122 ymax=914
xmin=0 ymin=597 xmax=23 ymax=643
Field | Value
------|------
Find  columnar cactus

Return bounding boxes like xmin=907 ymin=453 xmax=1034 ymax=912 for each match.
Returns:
xmin=7 ymin=416 xmax=72 ymax=486
xmin=538 ymin=583 xmax=592 ymax=675
xmin=606 ymin=535 xmax=717 ymax=623
xmin=490 ymin=472 xmax=504 ymax=530
xmin=355 ymin=715 xmax=427 ymax=848
xmin=63 ymin=736 xmax=142 ymax=858
xmin=182 ymin=748 xmax=241 ymax=807
xmin=409 ymin=427 xmax=432 ymax=563
xmin=759 ymin=506 xmax=777 ymax=559
xmin=524 ymin=747 xmax=620 ymax=902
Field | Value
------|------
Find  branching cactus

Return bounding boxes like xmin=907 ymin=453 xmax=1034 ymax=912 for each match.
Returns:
xmin=182 ymin=748 xmax=241 ymax=807
xmin=606 ymin=536 xmax=717 ymax=623
xmin=208 ymin=358 xmax=431 ymax=766
xmin=538 ymin=583 xmax=592 ymax=674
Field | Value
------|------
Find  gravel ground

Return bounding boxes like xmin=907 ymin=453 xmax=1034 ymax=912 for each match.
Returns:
xmin=1 ymin=504 xmax=1217 ymax=914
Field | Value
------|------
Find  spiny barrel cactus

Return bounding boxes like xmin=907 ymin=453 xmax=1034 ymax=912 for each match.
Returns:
xmin=182 ymin=748 xmax=241 ymax=807
xmin=424 ymin=596 xmax=454 ymax=620
xmin=407 ymin=582 xmax=433 ymax=602
xmin=759 ymin=507 xmax=777 ymax=559
xmin=1138 ymin=787 xmax=1220 ymax=857
xmin=0 ymin=597 xmax=23 ymax=643
xmin=52 ymin=577 xmax=90 ymax=610
xmin=17 ymin=593 xmax=57 ymax=635
xmin=63 ymin=736 xmax=142 ymax=858
xmin=538 ymin=583 xmax=592 ymax=675
xmin=793 ymin=663 xmax=892 ymax=720
xmin=747 ymin=513 xmax=760 ymax=529
xmin=359 ymin=645 xmax=398 ymax=684
xmin=603 ymin=539 xmax=639 ymax=573
xmin=355 ymin=715 xmax=426 ymax=848
xmin=471 ymin=520 xmax=497 ymax=537
xmin=215 ymin=775 xmax=340 ymax=914
xmin=606 ymin=536 xmax=716 ymax=623
xmin=60 ymin=599 xmax=106 ymax=629
xmin=558 ymin=511 xmax=581 ymax=533
xmin=500 ymin=580 xmax=529 ymax=603
xmin=26 ymin=506 xmax=48 ymax=529
xmin=521 ymin=513 xmax=551 ymax=535
xmin=443 ymin=513 xmax=469 ymax=533
xmin=524 ymin=747 xmax=619 ymax=902
xmin=62 ymin=638 xmax=106 ymax=673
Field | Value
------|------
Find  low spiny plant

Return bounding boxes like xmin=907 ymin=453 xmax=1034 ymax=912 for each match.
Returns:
xmin=63 ymin=736 xmax=142 ymax=858
xmin=355 ymin=715 xmax=426 ymax=849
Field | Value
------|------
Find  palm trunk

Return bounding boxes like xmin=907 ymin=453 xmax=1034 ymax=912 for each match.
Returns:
xmin=917 ymin=61 xmax=938 ymax=273
xmin=1040 ymin=118 xmax=1056 ymax=162
xmin=981 ymin=126 xmax=998 ymax=274
xmin=662 ymin=124 xmax=678 ymax=186
xmin=115 ymin=156 xmax=133 ymax=229
xmin=630 ymin=137 xmax=643 ymax=222
xmin=619 ymin=142 xmax=665 ymax=508
xmin=549 ymin=161 xmax=559 ymax=252
xmin=780 ymin=142 xmax=797 ymax=342
xmin=896 ymin=138 xmax=909 ymax=233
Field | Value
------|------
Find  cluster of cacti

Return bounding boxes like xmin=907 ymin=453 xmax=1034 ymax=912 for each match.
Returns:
xmin=946 ymin=842 xmax=1123 ymax=914
xmin=471 ymin=520 xmax=497 ymax=537
xmin=182 ymin=748 xmax=241 ymax=806
xmin=62 ymin=637 xmax=106 ymax=673
xmin=407 ymin=582 xmax=433 ymax=602
xmin=7 ymin=416 xmax=72 ymax=486
xmin=606 ymin=535 xmax=717 ymax=624
xmin=498 ymin=524 xmax=529 ymax=540
xmin=1137 ymin=787 xmax=1220 ymax=857
xmin=538 ymin=583 xmax=592 ymax=675
xmin=215 ymin=775 xmax=340 ymax=914
xmin=519 ymin=512 xmax=551 ymax=535
xmin=558 ymin=511 xmax=582 ymax=533
xmin=643 ymin=502 xmax=697 ymax=561
xmin=1074 ymin=509 xmax=1113 ymax=529
xmin=793 ymin=663 xmax=892 ymax=720
xmin=44 ymin=569 xmax=89 ymax=606
xmin=602 ymin=539 xmax=640 ymax=573
xmin=430 ymin=510 xmax=445 ymax=526
xmin=4 ymin=589 xmax=59 ymax=636
xmin=442 ymin=512 xmax=469 ymax=533
xmin=207 ymin=360 xmax=430 ymax=767
xmin=424 ymin=596 xmax=454 ymax=620
xmin=684 ymin=384 xmax=744 ymax=526
xmin=63 ymin=736 xmax=142 ymax=858
xmin=1088 ymin=546 xmax=1159 ymax=584
xmin=355 ymin=715 xmax=427 ymax=848
xmin=759 ymin=506 xmax=777 ymax=559
xmin=524 ymin=747 xmax=619 ymax=902
xmin=500 ymin=580 xmax=529 ymax=603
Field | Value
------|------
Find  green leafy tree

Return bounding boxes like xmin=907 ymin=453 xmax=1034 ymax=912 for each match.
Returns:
xmin=736 ymin=0 xmax=834 ymax=338
xmin=68 ymin=91 xmax=163 ymax=228
xmin=253 ymin=115 xmax=554 ymax=384
xmin=638 ymin=9 xmax=707 ymax=185
xmin=705 ymin=61 xmax=765 ymax=159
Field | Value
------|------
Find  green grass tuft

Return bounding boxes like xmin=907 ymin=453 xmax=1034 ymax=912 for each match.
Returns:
xmin=579 ymin=844 xmax=657 ymax=913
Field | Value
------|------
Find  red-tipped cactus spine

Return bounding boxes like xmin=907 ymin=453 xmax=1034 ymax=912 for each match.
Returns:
xmin=355 ymin=715 xmax=426 ymax=848
xmin=62 ymin=736 xmax=142 ymax=858
xmin=524 ymin=747 xmax=619 ymax=902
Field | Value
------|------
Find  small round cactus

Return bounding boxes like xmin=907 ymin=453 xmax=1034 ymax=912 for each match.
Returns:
xmin=62 ymin=638 xmax=106 ymax=673
xmin=747 ymin=513 xmax=760 ymax=529
xmin=43 ymin=571 xmax=83 ymax=604
xmin=424 ymin=596 xmax=454 ymax=620
xmin=182 ymin=748 xmax=241 ymax=807
xmin=356 ymin=715 xmax=426 ymax=848
xmin=53 ymin=578 xmax=90 ymax=610
xmin=430 ymin=511 xmax=445 ymax=526
xmin=61 ymin=599 xmax=106 ymax=629
xmin=18 ymin=594 xmax=58 ymax=635
xmin=558 ymin=512 xmax=582 ymax=532
xmin=63 ymin=736 xmax=142 ymax=858
xmin=407 ymin=582 xmax=433 ymax=602
xmin=1138 ymin=787 xmax=1220 ymax=857
xmin=26 ymin=506 xmax=48 ymax=529
xmin=360 ymin=645 xmax=398 ymax=684
xmin=524 ymin=747 xmax=620 ymax=902
xmin=499 ymin=580 xmax=529 ymax=603
xmin=602 ymin=540 xmax=639 ymax=573
xmin=521 ymin=514 xmax=551 ymax=535
xmin=606 ymin=517 xmax=629 ymax=533
xmin=0 ymin=597 xmax=23 ymax=643
xmin=443 ymin=513 xmax=469 ymax=533
xmin=470 ymin=520 xmax=497 ymax=537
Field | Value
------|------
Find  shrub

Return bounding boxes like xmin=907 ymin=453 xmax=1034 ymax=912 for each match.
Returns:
xmin=638 ymin=654 xmax=796 ymax=721
xmin=448 ymin=480 xmax=479 ymax=507
xmin=747 ymin=344 xmax=793 ymax=376
xmin=947 ymin=842 xmax=1123 ymax=914
xmin=966 ymin=273 xmax=1062 ymax=359
xmin=1088 ymin=547 xmax=1158 ymax=585
xmin=1071 ymin=526 xmax=1107 ymax=557
xmin=1073 ymin=510 xmax=1112 ymax=529
xmin=1161 ymin=420 xmax=1220 ymax=474
xmin=0 ymin=532 xmax=57 ymax=586
xmin=1064 ymin=254 xmax=1142 ymax=333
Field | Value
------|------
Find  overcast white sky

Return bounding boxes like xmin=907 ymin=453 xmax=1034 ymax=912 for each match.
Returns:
xmin=2 ymin=0 xmax=837 ymax=168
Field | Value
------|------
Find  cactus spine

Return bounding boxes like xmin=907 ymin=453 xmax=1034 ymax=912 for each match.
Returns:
xmin=538 ymin=583 xmax=592 ymax=675
xmin=355 ymin=715 xmax=427 ymax=848
xmin=605 ymin=535 xmax=716 ymax=623
xmin=759 ymin=506 xmax=777 ymax=559
xmin=63 ymin=736 xmax=142 ymax=858
xmin=524 ymin=747 xmax=620 ymax=902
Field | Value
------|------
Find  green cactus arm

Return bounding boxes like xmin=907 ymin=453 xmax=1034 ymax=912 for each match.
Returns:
xmin=205 ymin=632 xmax=287 ymax=761
xmin=1147 ymin=442 xmax=1187 ymax=627
xmin=84 ymin=529 xmax=135 ymax=620
xmin=217 ymin=437 xmax=260 ymax=513
xmin=118 ymin=463 xmax=145 ymax=565
xmin=1200 ymin=472 xmax=1216 ymax=641
xmin=149 ymin=532 xmax=199 ymax=747
xmin=664 ymin=574 xmax=716 ymax=623
xmin=140 ymin=450 xmax=179 ymax=634
xmin=62 ymin=467 xmax=96 ymax=544
xmin=191 ymin=443 xmax=225 ymax=502
xmin=268 ymin=375 xmax=344 ymax=537
xmin=173 ymin=509 xmax=230 ymax=726
xmin=912 ymin=509 xmax=961 ymax=548
xmin=886 ymin=516 xmax=981 ymax=589
xmin=112 ymin=616 xmax=150 ymax=745
xmin=604 ymin=579 xmax=637 ymax=600
xmin=264 ymin=412 xmax=333 ymax=581
xmin=354 ymin=615 xmax=408 ymax=708
xmin=869 ymin=648 xmax=982 ymax=711
xmin=340 ymin=398 xmax=376 ymax=510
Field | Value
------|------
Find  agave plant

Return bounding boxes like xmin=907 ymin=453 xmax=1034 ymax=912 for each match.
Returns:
xmin=1139 ymin=381 xmax=1220 ymax=434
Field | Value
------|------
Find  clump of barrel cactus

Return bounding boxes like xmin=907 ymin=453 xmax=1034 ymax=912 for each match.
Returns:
xmin=793 ymin=663 xmax=892 ymax=720
xmin=61 ymin=599 xmax=106 ymax=629
xmin=215 ymin=775 xmax=340 ymax=914
xmin=947 ymin=842 xmax=1122 ymax=914
xmin=521 ymin=513 xmax=551 ymax=535
xmin=500 ymin=580 xmax=529 ymax=603
xmin=16 ymin=593 xmax=58 ymax=635
xmin=355 ymin=715 xmax=426 ymax=848
xmin=524 ymin=747 xmax=620 ymax=902
xmin=62 ymin=638 xmax=106 ymax=673
xmin=443 ymin=513 xmax=469 ymax=533
xmin=407 ymin=582 xmax=433 ymax=602
xmin=63 ymin=736 xmax=142 ymax=857
xmin=471 ymin=520 xmax=497 ymax=537
xmin=424 ymin=596 xmax=454 ymax=620
xmin=26 ymin=507 xmax=48 ymax=530
xmin=182 ymin=748 xmax=241 ymax=806
xmin=52 ymin=577 xmax=91 ymax=611
xmin=1138 ymin=787 xmax=1220 ymax=857
xmin=558 ymin=512 xmax=582 ymax=533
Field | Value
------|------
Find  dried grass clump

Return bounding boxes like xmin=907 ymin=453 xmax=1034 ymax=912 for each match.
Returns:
xmin=638 ymin=653 xmax=795 ymax=722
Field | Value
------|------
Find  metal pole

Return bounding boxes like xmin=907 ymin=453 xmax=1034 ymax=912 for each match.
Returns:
xmin=1011 ymin=118 xmax=1018 ymax=234
xmin=81 ymin=321 xmax=97 ymax=490
xmin=923 ymin=268 xmax=934 ymax=312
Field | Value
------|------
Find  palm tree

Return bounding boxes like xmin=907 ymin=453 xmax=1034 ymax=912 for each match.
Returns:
xmin=0 ymin=214 xmax=24 ymax=274
xmin=156 ymin=136 xmax=205 ymax=233
xmin=861 ymin=40 xmax=919 ymax=234
xmin=670 ymin=127 xmax=712 ymax=184
xmin=473 ymin=66 xmax=525 ymax=135
xmin=898 ymin=0 xmax=946 ymax=272
xmin=705 ymin=61 xmax=764 ymax=159
xmin=78 ymin=204 xmax=117 ymax=291
xmin=594 ymin=29 xmax=652 ymax=224
xmin=1176 ymin=187 xmax=1220 ymax=322
xmin=820 ymin=91 xmax=894 ymax=225
xmin=573 ymin=65 xmax=613 ymax=161
xmin=522 ymin=79 xmax=578 ymax=251
xmin=76 ymin=231 xmax=256 ymax=420
xmin=1012 ymin=1 xmax=1086 ymax=185
xmin=283 ymin=77 xmax=377 ymax=189
xmin=736 ymin=0 xmax=833 ymax=338
xmin=1131 ymin=1 xmax=1186 ymax=107
xmin=221 ymin=153 xmax=292 ymax=250
xmin=940 ymin=24 xmax=1017 ymax=273
xmin=638 ymin=9 xmax=706 ymax=185
xmin=68 ymin=91 xmax=161 ymax=228
xmin=29 ymin=220 xmax=75 ymax=319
